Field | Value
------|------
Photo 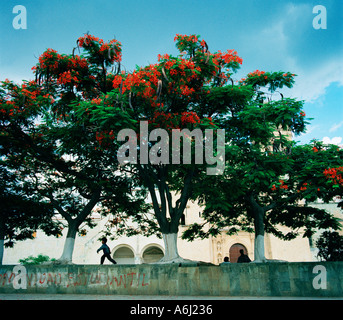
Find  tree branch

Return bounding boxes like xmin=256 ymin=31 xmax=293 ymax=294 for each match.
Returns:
xmin=49 ymin=195 xmax=72 ymax=223
xmin=175 ymin=167 xmax=195 ymax=221
xmin=75 ymin=187 xmax=102 ymax=226
xmin=138 ymin=164 xmax=168 ymax=230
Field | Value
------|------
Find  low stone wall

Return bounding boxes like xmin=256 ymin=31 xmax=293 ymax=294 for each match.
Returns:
xmin=0 ymin=262 xmax=342 ymax=297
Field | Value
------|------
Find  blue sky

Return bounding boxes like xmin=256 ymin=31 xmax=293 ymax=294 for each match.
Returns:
xmin=1 ymin=0 xmax=342 ymax=146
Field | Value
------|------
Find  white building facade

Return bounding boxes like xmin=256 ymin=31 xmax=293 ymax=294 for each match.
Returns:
xmin=4 ymin=197 xmax=338 ymax=265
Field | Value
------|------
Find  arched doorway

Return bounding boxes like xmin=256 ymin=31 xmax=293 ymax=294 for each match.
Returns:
xmin=229 ymin=243 xmax=249 ymax=263
xmin=113 ymin=246 xmax=135 ymax=264
xmin=142 ymin=246 xmax=164 ymax=263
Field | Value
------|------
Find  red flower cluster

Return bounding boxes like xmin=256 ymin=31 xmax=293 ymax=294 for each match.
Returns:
xmin=163 ymin=58 xmax=202 ymax=99
xmin=78 ymin=34 xmax=100 ymax=47
xmin=174 ymin=34 xmax=199 ymax=43
xmin=112 ymin=57 xmax=201 ymax=103
xmin=57 ymin=71 xmax=79 ymax=85
xmin=208 ymin=50 xmax=243 ymax=86
xmin=271 ymin=179 xmax=288 ymax=191
xmin=282 ymin=72 xmax=295 ymax=83
xmin=149 ymin=111 xmax=178 ymax=131
xmin=179 ymin=85 xmax=195 ymax=97
xmin=239 ymin=70 xmax=296 ymax=91
xmin=35 ymin=48 xmax=89 ymax=89
xmin=245 ymin=70 xmax=267 ymax=81
xmin=212 ymin=50 xmax=243 ymax=67
xmin=298 ymin=182 xmax=308 ymax=192
xmin=148 ymin=111 xmax=206 ymax=131
xmin=113 ymin=64 xmax=161 ymax=100
xmin=181 ymin=111 xmax=200 ymax=125
xmin=324 ymin=167 xmax=343 ymax=186
xmin=157 ymin=54 xmax=170 ymax=62
xmin=249 ymin=70 xmax=265 ymax=77
xmin=78 ymin=34 xmax=122 ymax=63
xmin=91 ymin=98 xmax=102 ymax=105
xmin=173 ymin=33 xmax=242 ymax=86
xmin=95 ymin=130 xmax=115 ymax=148
xmin=111 ymin=34 xmax=244 ymax=110
xmin=37 ymin=48 xmax=88 ymax=74
xmin=38 ymin=48 xmax=59 ymax=70
xmin=0 ymin=80 xmax=53 ymax=120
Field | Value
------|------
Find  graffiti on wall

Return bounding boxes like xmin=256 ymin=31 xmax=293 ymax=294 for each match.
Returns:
xmin=0 ymin=268 xmax=150 ymax=290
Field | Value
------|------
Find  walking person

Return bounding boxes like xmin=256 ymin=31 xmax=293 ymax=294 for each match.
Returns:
xmin=97 ymin=237 xmax=117 ymax=264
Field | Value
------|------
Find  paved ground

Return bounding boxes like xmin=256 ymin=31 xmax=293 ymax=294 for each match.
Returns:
xmin=0 ymin=293 xmax=341 ymax=300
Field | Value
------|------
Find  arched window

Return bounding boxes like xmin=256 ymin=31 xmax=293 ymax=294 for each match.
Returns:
xmin=229 ymin=243 xmax=249 ymax=263
xmin=113 ymin=246 xmax=135 ymax=264
xmin=142 ymin=246 xmax=164 ymax=263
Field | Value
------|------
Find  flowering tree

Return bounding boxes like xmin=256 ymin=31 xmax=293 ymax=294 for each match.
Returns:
xmin=185 ymin=138 xmax=342 ymax=262
xmin=324 ymin=166 xmax=343 ymax=189
xmin=178 ymin=54 xmax=317 ymax=262
xmin=0 ymin=165 xmax=60 ymax=265
xmin=301 ymin=143 xmax=343 ymax=214
xmin=180 ymin=54 xmax=343 ymax=262
xmin=325 ymin=165 xmax=343 ymax=211
xmin=75 ymin=33 xmax=322 ymax=263
xmin=72 ymin=34 xmax=247 ymax=262
xmin=0 ymin=35 xmax=149 ymax=263
xmin=3 ymin=32 xmax=340 ymax=264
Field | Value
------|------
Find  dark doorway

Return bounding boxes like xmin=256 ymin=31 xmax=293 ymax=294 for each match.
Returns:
xmin=229 ymin=243 xmax=248 ymax=263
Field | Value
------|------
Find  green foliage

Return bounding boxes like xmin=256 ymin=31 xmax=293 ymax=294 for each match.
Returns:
xmin=316 ymin=231 xmax=343 ymax=261
xmin=0 ymin=33 xmax=153 ymax=259
xmin=0 ymin=165 xmax=61 ymax=249
xmin=19 ymin=254 xmax=56 ymax=265
xmin=1 ymin=31 xmax=341 ymax=263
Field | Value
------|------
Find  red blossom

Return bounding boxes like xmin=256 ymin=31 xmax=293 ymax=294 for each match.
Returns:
xmin=181 ymin=111 xmax=200 ymax=125
xmin=271 ymin=179 xmax=289 ymax=191
xmin=91 ymin=98 xmax=102 ymax=105
xmin=324 ymin=167 xmax=343 ymax=186
xmin=77 ymin=34 xmax=122 ymax=63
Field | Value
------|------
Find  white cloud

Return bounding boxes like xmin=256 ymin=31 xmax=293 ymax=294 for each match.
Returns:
xmin=243 ymin=3 xmax=343 ymax=105
xmin=284 ymin=58 xmax=343 ymax=103
xmin=322 ymin=136 xmax=343 ymax=147
xmin=282 ymin=4 xmax=343 ymax=103
xmin=303 ymin=124 xmax=320 ymax=135
xmin=329 ymin=121 xmax=343 ymax=133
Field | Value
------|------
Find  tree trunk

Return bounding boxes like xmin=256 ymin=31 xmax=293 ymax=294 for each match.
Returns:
xmin=0 ymin=239 xmax=4 ymax=266
xmin=139 ymin=165 xmax=195 ymax=264
xmin=53 ymin=189 xmax=101 ymax=264
xmin=253 ymin=206 xmax=267 ymax=262
xmin=160 ymin=233 xmax=180 ymax=262
xmin=247 ymin=194 xmax=267 ymax=262
xmin=58 ymin=221 xmax=78 ymax=264
xmin=156 ymin=209 xmax=192 ymax=263
xmin=0 ymin=218 xmax=5 ymax=265
xmin=157 ymin=232 xmax=195 ymax=264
